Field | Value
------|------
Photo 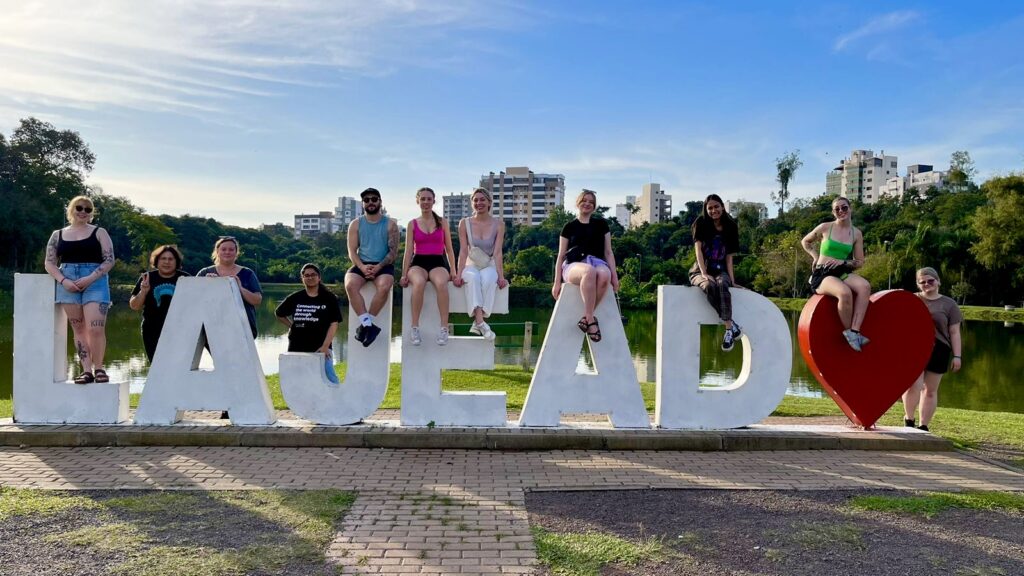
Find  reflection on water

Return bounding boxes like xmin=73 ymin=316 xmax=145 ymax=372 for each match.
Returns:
xmin=1 ymin=286 xmax=1022 ymax=414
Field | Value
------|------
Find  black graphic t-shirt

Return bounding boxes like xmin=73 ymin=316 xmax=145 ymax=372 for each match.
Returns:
xmin=131 ymin=270 xmax=190 ymax=333
xmin=694 ymin=224 xmax=739 ymax=274
xmin=274 ymin=289 xmax=343 ymax=353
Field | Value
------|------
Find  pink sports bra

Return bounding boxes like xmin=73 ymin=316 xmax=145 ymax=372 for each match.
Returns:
xmin=412 ymin=218 xmax=445 ymax=255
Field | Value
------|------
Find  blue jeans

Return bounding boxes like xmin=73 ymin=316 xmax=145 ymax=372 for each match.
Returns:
xmin=325 ymin=352 xmax=340 ymax=385
xmin=55 ymin=263 xmax=111 ymax=305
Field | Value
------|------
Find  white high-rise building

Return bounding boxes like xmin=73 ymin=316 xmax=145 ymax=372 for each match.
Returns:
xmin=825 ymin=150 xmax=899 ymax=204
xmin=630 ymin=183 xmax=672 ymax=227
xmin=881 ymin=164 xmax=948 ymax=201
xmin=334 ymin=196 xmax=363 ymax=232
xmin=615 ymin=195 xmax=637 ymax=228
xmin=442 ymin=193 xmax=472 ymax=224
xmin=294 ymin=211 xmax=336 ymax=239
xmin=480 ymin=167 xmax=565 ymax=226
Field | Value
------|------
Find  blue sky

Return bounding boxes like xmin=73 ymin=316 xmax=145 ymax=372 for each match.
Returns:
xmin=2 ymin=1 xmax=1022 ymax=226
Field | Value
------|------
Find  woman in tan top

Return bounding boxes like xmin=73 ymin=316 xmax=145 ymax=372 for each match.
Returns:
xmin=902 ymin=267 xmax=963 ymax=431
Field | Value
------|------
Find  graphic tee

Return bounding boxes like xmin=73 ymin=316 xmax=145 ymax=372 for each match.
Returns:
xmin=131 ymin=270 xmax=190 ymax=335
xmin=275 ymin=289 xmax=343 ymax=353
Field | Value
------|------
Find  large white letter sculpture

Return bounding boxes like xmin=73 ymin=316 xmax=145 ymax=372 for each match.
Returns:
xmin=518 ymin=285 xmax=649 ymax=428
xmin=278 ymin=285 xmax=392 ymax=425
xmin=655 ymin=285 xmax=791 ymax=429
xmin=400 ymin=283 xmax=509 ymax=426
xmin=13 ymin=273 xmax=128 ymax=423
xmin=134 ymin=277 xmax=275 ymax=425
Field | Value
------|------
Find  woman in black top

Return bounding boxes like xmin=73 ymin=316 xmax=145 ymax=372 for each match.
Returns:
xmin=43 ymin=195 xmax=116 ymax=384
xmin=552 ymin=189 xmax=619 ymax=342
xmin=689 ymin=194 xmax=743 ymax=352
xmin=129 ymin=245 xmax=191 ymax=362
xmin=275 ymin=264 xmax=343 ymax=384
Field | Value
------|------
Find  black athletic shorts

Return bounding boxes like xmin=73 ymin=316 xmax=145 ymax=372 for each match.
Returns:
xmin=410 ymin=254 xmax=450 ymax=274
xmin=346 ymin=262 xmax=395 ymax=280
xmin=926 ymin=338 xmax=952 ymax=374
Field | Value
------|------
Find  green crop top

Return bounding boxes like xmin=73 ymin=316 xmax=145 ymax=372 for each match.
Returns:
xmin=820 ymin=224 xmax=854 ymax=261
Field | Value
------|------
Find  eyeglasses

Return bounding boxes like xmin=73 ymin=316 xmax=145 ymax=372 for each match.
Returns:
xmin=917 ymin=278 xmax=936 ymax=286
xmin=834 ymin=205 xmax=850 ymax=213
xmin=362 ymin=197 xmax=380 ymax=203
xmin=301 ymin=273 xmax=320 ymax=279
xmin=75 ymin=205 xmax=93 ymax=213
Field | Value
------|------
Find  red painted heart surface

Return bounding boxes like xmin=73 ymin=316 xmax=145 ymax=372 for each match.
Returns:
xmin=798 ymin=290 xmax=934 ymax=428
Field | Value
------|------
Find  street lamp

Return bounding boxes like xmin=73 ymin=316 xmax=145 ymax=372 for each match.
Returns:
xmin=883 ymin=241 xmax=892 ymax=290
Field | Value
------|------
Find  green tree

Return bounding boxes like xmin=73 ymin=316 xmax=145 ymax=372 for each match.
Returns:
xmin=771 ymin=150 xmax=803 ymax=216
xmin=971 ymin=175 xmax=1024 ymax=292
xmin=507 ymin=245 xmax=556 ymax=282
xmin=948 ymin=150 xmax=977 ymax=192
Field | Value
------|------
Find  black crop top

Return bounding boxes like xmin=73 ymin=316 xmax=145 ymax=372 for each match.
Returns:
xmin=57 ymin=227 xmax=103 ymax=264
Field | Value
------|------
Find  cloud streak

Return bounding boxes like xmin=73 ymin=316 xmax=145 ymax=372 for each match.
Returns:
xmin=834 ymin=10 xmax=919 ymax=52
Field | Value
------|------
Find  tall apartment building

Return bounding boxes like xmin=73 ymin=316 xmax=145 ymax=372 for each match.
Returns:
xmin=630 ymin=183 xmax=673 ymax=228
xmin=825 ymin=150 xmax=898 ymax=204
xmin=442 ymin=193 xmax=472 ymax=224
xmin=294 ymin=211 xmax=336 ymax=239
xmin=480 ymin=167 xmax=565 ymax=226
xmin=726 ymin=200 xmax=769 ymax=221
xmin=881 ymin=164 xmax=947 ymax=200
xmin=334 ymin=196 xmax=363 ymax=232
xmin=615 ymin=195 xmax=637 ymax=228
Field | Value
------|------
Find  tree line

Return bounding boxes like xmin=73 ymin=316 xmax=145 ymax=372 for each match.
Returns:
xmin=2 ymin=118 xmax=1021 ymax=307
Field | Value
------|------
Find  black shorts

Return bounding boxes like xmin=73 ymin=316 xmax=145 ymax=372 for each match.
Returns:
xmin=926 ymin=338 xmax=952 ymax=374
xmin=808 ymin=263 xmax=852 ymax=292
xmin=346 ymin=262 xmax=395 ymax=280
xmin=410 ymin=254 xmax=450 ymax=274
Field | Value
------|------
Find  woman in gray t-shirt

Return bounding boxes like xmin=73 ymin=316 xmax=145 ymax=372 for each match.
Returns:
xmin=901 ymin=266 xmax=963 ymax=432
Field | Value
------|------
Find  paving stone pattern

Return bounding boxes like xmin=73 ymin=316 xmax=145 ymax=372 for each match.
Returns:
xmin=1 ymin=447 xmax=1022 ymax=575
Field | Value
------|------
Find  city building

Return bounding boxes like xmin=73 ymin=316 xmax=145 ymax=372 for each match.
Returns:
xmin=630 ymin=183 xmax=673 ymax=227
xmin=881 ymin=164 xmax=948 ymax=200
xmin=480 ymin=166 xmax=565 ymax=226
xmin=442 ymin=193 xmax=472 ymax=224
xmin=615 ymin=195 xmax=637 ymax=228
xmin=334 ymin=196 xmax=363 ymax=232
xmin=293 ymin=211 xmax=335 ymax=239
xmin=825 ymin=150 xmax=898 ymax=204
xmin=726 ymin=200 xmax=769 ymax=221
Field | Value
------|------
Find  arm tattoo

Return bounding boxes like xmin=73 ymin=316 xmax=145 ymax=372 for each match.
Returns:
xmin=45 ymin=233 xmax=59 ymax=265
xmin=100 ymin=249 xmax=115 ymax=272
xmin=380 ymin=221 xmax=400 ymax=266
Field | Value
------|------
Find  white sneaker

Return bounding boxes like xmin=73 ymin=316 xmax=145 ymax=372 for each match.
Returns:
xmin=480 ymin=322 xmax=496 ymax=341
xmin=469 ymin=322 xmax=483 ymax=336
xmin=410 ymin=326 xmax=422 ymax=346
xmin=436 ymin=327 xmax=449 ymax=346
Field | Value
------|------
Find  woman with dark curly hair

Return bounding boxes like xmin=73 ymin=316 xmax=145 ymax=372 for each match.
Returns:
xmin=129 ymin=245 xmax=190 ymax=361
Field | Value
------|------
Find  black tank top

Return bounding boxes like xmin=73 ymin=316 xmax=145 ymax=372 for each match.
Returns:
xmin=57 ymin=227 xmax=103 ymax=264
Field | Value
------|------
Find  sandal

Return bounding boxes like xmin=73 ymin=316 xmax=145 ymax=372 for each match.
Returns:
xmin=94 ymin=369 xmax=109 ymax=383
xmin=73 ymin=371 xmax=94 ymax=384
xmin=577 ymin=316 xmax=590 ymax=333
xmin=586 ymin=317 xmax=602 ymax=343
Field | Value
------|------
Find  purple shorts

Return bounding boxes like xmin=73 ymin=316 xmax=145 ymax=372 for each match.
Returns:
xmin=562 ymin=255 xmax=610 ymax=275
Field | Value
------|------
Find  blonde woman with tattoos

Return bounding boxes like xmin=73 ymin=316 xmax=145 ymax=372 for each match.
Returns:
xmin=44 ymin=195 xmax=116 ymax=384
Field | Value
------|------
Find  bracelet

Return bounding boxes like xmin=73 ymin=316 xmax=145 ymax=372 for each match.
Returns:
xmin=953 ymin=355 xmax=962 ymax=359
xmin=59 ymin=277 xmax=66 ymax=284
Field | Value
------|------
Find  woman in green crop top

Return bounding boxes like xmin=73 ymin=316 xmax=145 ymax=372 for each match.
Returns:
xmin=800 ymin=196 xmax=872 ymax=351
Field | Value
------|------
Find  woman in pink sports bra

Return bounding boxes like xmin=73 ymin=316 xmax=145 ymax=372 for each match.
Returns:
xmin=399 ymin=187 xmax=458 ymax=346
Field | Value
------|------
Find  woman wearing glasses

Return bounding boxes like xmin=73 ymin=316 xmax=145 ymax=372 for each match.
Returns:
xmin=801 ymin=196 xmax=872 ymax=351
xmin=129 ymin=245 xmax=190 ymax=362
xmin=901 ymin=267 xmax=963 ymax=431
xmin=43 ymin=195 xmax=117 ymax=384
xmin=198 ymin=236 xmax=263 ymax=338
xmin=276 ymin=263 xmax=343 ymax=384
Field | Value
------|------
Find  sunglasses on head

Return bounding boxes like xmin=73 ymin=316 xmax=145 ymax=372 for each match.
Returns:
xmin=75 ymin=205 xmax=93 ymax=213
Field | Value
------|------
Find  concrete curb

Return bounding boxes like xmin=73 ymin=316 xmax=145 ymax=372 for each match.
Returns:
xmin=0 ymin=421 xmax=953 ymax=451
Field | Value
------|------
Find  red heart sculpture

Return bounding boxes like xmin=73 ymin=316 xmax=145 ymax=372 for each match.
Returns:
xmin=798 ymin=290 xmax=934 ymax=428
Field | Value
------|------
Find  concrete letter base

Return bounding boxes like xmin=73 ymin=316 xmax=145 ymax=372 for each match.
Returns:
xmin=13 ymin=274 xmax=128 ymax=424
xmin=399 ymin=283 xmax=509 ymax=426
xmin=518 ymin=285 xmax=648 ymax=428
xmin=655 ymin=286 xmax=791 ymax=429
xmin=280 ymin=285 xmax=392 ymax=425
xmin=133 ymin=277 xmax=275 ymax=425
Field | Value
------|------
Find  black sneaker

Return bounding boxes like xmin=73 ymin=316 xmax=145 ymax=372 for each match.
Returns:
xmin=722 ymin=327 xmax=735 ymax=352
xmin=362 ymin=324 xmax=382 ymax=347
xmin=355 ymin=324 xmax=366 ymax=343
xmin=917 ymin=424 xmax=929 ymax=432
xmin=904 ymin=419 xmax=916 ymax=428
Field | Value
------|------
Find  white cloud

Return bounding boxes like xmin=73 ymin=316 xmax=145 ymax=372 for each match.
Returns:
xmin=0 ymin=0 xmax=514 ymax=118
xmin=833 ymin=10 xmax=919 ymax=52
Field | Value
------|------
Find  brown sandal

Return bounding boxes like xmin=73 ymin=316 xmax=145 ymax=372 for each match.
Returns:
xmin=94 ymin=369 xmax=109 ymax=383
xmin=73 ymin=371 xmax=94 ymax=384
xmin=577 ymin=316 xmax=589 ymax=333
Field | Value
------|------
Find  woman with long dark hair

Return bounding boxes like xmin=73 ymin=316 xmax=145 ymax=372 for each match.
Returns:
xmin=399 ymin=187 xmax=457 ymax=346
xmin=129 ymin=244 xmax=190 ymax=361
xmin=689 ymin=194 xmax=742 ymax=351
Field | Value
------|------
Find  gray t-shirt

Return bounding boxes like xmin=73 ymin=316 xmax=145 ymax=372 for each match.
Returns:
xmin=918 ymin=293 xmax=963 ymax=347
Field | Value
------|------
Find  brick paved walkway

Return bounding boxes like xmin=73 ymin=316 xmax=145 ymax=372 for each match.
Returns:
xmin=2 ymin=447 xmax=1021 ymax=574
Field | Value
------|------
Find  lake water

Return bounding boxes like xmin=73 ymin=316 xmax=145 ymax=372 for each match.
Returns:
xmin=1 ymin=285 xmax=1021 ymax=414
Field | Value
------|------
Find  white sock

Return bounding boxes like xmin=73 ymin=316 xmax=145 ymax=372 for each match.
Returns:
xmin=359 ymin=313 xmax=372 ymax=327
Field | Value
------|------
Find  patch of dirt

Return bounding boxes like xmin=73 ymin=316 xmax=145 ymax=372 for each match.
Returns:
xmin=526 ymin=489 xmax=1024 ymax=576
xmin=0 ymin=490 xmax=343 ymax=576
